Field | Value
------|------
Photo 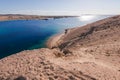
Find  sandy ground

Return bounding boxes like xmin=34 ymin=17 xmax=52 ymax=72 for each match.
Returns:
xmin=0 ymin=49 xmax=97 ymax=80
xmin=0 ymin=42 xmax=120 ymax=80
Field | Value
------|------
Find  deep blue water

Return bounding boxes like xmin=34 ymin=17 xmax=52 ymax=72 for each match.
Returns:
xmin=0 ymin=15 xmax=111 ymax=59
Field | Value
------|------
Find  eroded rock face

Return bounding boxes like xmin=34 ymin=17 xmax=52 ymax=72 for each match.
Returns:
xmin=0 ymin=15 xmax=120 ymax=80
xmin=58 ymin=15 xmax=120 ymax=50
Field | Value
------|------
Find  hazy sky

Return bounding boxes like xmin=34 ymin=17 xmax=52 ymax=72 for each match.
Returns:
xmin=0 ymin=0 xmax=120 ymax=15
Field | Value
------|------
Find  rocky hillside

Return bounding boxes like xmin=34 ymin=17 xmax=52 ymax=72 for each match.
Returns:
xmin=56 ymin=15 xmax=120 ymax=53
xmin=0 ymin=15 xmax=120 ymax=80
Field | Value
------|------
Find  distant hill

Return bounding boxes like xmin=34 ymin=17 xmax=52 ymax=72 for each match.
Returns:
xmin=0 ymin=14 xmax=74 ymax=21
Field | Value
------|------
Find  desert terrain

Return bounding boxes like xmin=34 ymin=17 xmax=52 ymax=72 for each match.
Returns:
xmin=0 ymin=15 xmax=120 ymax=80
xmin=0 ymin=14 xmax=72 ymax=21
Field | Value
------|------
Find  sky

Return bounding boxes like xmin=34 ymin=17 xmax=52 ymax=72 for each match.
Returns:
xmin=0 ymin=0 xmax=120 ymax=15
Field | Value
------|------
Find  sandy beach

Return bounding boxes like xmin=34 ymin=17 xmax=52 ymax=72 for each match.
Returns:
xmin=46 ymin=33 xmax=64 ymax=49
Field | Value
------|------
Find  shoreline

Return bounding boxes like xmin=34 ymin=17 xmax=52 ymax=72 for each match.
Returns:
xmin=46 ymin=33 xmax=64 ymax=49
xmin=0 ymin=17 xmax=54 ymax=22
xmin=0 ymin=18 xmax=50 ymax=22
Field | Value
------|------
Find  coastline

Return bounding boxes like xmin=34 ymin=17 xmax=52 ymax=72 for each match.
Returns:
xmin=0 ymin=15 xmax=76 ymax=22
xmin=46 ymin=33 xmax=64 ymax=49
xmin=0 ymin=15 xmax=120 ymax=79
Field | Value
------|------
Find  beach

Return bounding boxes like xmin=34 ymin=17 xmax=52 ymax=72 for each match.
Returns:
xmin=46 ymin=33 xmax=64 ymax=49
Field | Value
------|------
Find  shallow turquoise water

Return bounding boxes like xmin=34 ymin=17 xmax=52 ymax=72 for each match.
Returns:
xmin=0 ymin=16 xmax=111 ymax=58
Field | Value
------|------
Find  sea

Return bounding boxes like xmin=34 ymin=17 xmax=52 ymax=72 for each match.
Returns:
xmin=0 ymin=15 xmax=111 ymax=58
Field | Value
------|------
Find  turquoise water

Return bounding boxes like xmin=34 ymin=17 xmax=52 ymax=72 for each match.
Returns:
xmin=0 ymin=16 xmax=111 ymax=59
